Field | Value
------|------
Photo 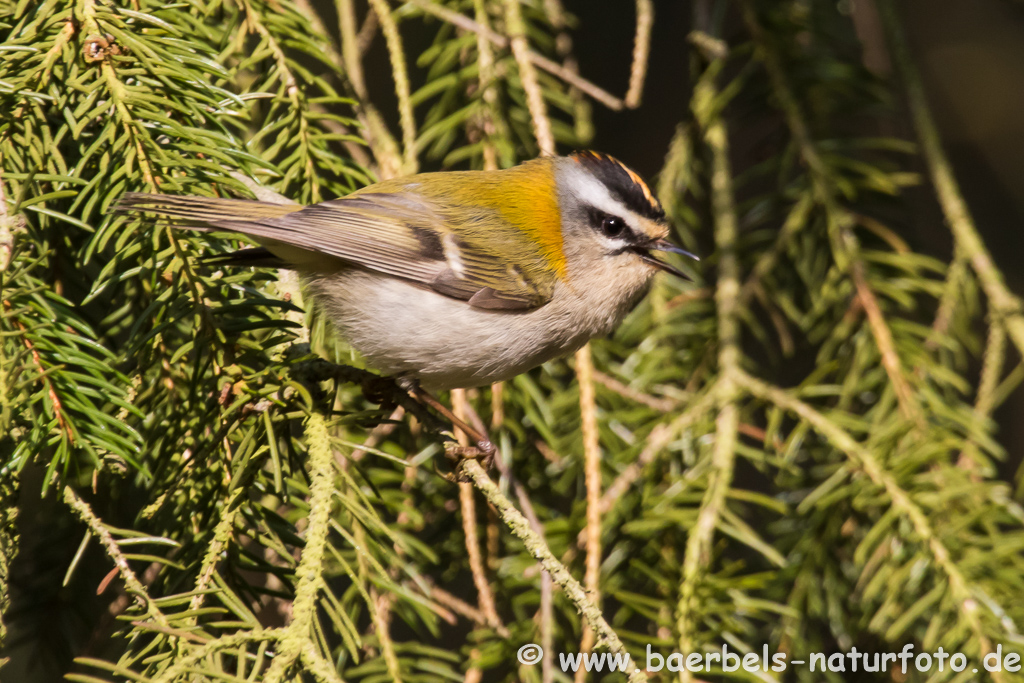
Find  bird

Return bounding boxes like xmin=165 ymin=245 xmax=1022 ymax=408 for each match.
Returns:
xmin=117 ymin=151 xmax=698 ymax=393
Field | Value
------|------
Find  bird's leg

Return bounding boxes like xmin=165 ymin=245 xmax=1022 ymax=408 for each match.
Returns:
xmin=396 ymin=379 xmax=496 ymax=474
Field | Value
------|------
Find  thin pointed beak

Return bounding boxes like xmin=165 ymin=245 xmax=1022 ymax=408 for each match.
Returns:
xmin=649 ymin=239 xmax=700 ymax=262
xmin=637 ymin=239 xmax=699 ymax=281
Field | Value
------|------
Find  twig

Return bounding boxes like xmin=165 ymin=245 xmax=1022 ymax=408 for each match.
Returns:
xmin=334 ymin=0 xmax=403 ymax=178
xmin=365 ymin=0 xmax=418 ymax=174
xmin=738 ymin=194 xmax=814 ymax=307
xmin=592 ymin=369 xmax=681 ymax=412
xmin=187 ymin=487 xmax=243 ymax=619
xmin=877 ymin=0 xmax=1024 ymax=363
xmin=625 ymin=0 xmax=654 ymax=108
xmin=427 ymin=584 xmax=511 ymax=637
xmin=63 ymin=487 xmax=169 ymax=627
xmin=409 ymin=0 xmax=625 ymax=111
xmin=928 ymin=245 xmax=968 ymax=347
xmin=852 ymin=261 xmax=925 ymax=427
xmin=599 ymin=383 xmax=720 ymax=514
xmin=152 ymin=629 xmax=284 ymax=683
xmin=350 ymin=406 xmax=404 ymax=462
xmin=356 ymin=4 xmax=379 ymax=54
xmin=573 ymin=344 xmax=601 ymax=681
xmin=958 ymin=310 xmax=1006 ymax=473
xmin=742 ymin=0 xmax=924 ymax=426
xmin=263 ymin=413 xmax=344 ymax=683
xmin=462 ymin=459 xmax=647 ymax=683
xmin=453 ymin=389 xmax=503 ymax=631
xmin=471 ymin=0 xmax=503 ymax=172
xmin=459 ymin=398 xmax=554 ymax=681
xmin=503 ymin=0 xmax=554 ymax=155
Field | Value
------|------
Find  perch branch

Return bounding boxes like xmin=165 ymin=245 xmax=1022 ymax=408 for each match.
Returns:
xmin=574 ymin=344 xmax=602 ymax=679
xmin=463 ymin=459 xmax=647 ymax=683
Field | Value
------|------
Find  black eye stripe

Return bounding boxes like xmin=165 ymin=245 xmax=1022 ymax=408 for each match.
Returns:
xmin=586 ymin=206 xmax=637 ymax=242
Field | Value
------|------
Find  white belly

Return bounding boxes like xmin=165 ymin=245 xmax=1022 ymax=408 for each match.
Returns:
xmin=303 ymin=268 xmax=649 ymax=390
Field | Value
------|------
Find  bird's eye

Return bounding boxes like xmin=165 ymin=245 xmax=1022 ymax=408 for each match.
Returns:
xmin=601 ymin=215 xmax=625 ymax=238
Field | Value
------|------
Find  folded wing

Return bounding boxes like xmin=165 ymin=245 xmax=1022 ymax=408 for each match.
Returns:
xmin=116 ymin=191 xmax=553 ymax=310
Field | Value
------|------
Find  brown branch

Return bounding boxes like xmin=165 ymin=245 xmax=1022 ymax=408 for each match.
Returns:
xmin=598 ymin=384 xmax=720 ymax=515
xmin=573 ymin=345 xmax=602 ymax=682
xmin=453 ymin=391 xmax=503 ymax=632
xmin=851 ymin=261 xmax=925 ymax=427
xmin=592 ymin=370 xmax=682 ymax=412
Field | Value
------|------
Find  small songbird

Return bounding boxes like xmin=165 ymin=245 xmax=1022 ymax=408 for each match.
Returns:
xmin=118 ymin=151 xmax=697 ymax=391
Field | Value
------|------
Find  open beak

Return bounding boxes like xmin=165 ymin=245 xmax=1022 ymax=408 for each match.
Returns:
xmin=638 ymin=239 xmax=700 ymax=281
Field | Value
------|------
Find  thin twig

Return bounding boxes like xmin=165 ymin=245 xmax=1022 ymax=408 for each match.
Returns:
xmin=187 ymin=487 xmax=243 ymax=619
xmin=742 ymin=0 xmax=923 ymax=426
xmin=573 ymin=344 xmax=601 ymax=682
xmin=462 ymin=459 xmax=647 ymax=683
xmin=625 ymin=0 xmax=654 ymax=108
xmin=409 ymin=0 xmax=625 ymax=111
xmin=599 ymin=383 xmax=720 ymax=514
xmin=263 ymin=412 xmax=341 ymax=683
xmin=592 ymin=370 xmax=681 ymax=412
xmin=63 ymin=487 xmax=169 ymax=627
xmin=459 ymin=398 xmax=554 ymax=681
xmin=852 ymin=261 xmax=925 ymax=427
xmin=503 ymin=0 xmax=554 ymax=155
xmin=739 ymin=369 xmax=1005 ymax=680
xmin=366 ymin=0 xmax=418 ymax=174
xmin=427 ymin=583 xmax=511 ymax=637
xmin=335 ymin=0 xmax=403 ymax=178
xmin=877 ymin=0 xmax=1024 ymax=364
xmin=453 ymin=389 xmax=503 ymax=631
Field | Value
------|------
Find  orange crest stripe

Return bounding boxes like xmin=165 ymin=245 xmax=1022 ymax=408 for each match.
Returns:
xmin=620 ymin=163 xmax=660 ymax=212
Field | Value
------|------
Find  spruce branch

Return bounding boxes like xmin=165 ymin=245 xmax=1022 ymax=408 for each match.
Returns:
xmin=738 ymin=370 xmax=1008 ymax=679
xmin=502 ymin=0 xmax=555 ymax=156
xmin=599 ymin=381 xmax=721 ymax=514
xmin=63 ymin=487 xmax=170 ymax=629
xmin=741 ymin=0 xmax=925 ymax=428
xmin=624 ymin=0 xmax=653 ymax=108
xmin=263 ymin=412 xmax=338 ymax=683
xmin=366 ymin=0 xmax=418 ymax=174
xmin=574 ymin=342 xmax=602 ymax=680
xmin=876 ymin=0 xmax=1024 ymax=360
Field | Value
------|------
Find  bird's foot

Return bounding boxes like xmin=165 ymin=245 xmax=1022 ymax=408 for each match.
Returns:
xmin=438 ymin=440 xmax=496 ymax=482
